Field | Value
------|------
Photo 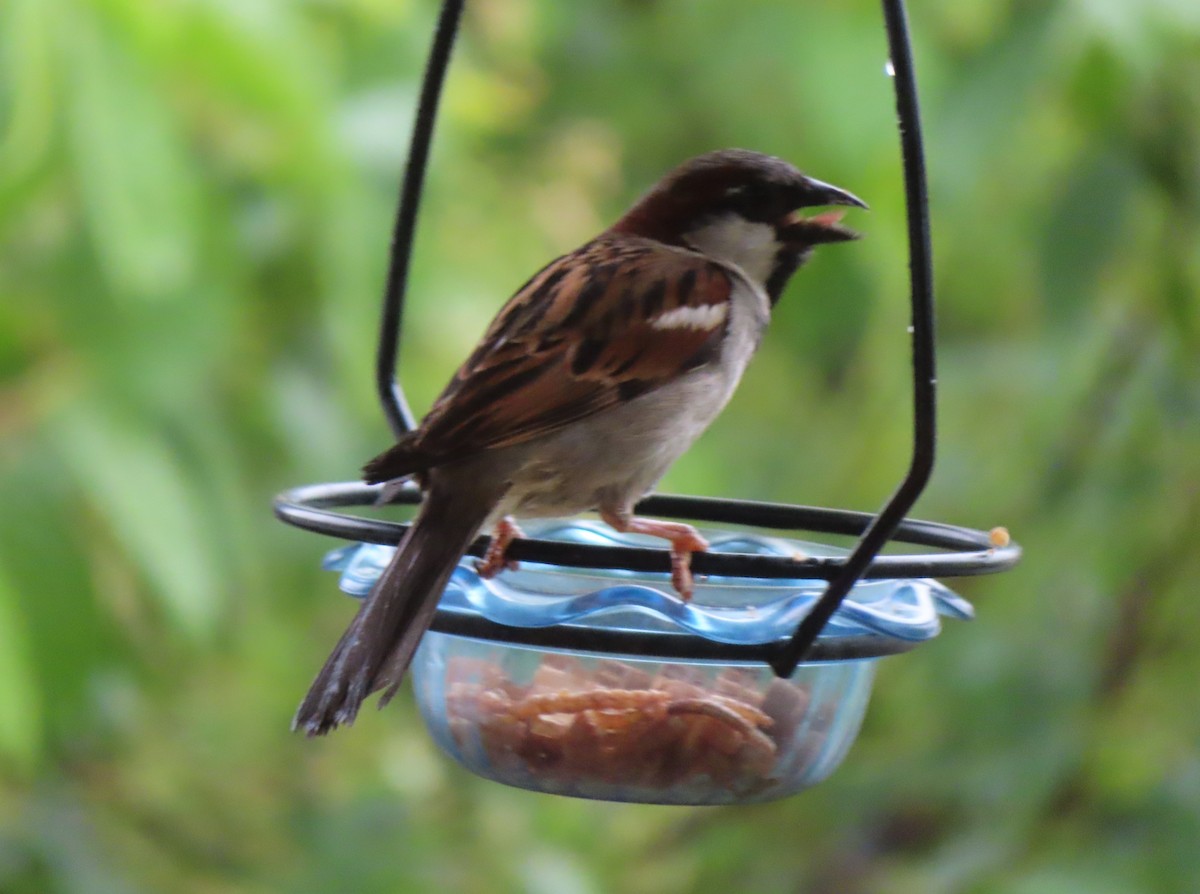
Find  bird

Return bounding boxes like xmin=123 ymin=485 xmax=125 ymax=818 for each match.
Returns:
xmin=294 ymin=148 xmax=865 ymax=736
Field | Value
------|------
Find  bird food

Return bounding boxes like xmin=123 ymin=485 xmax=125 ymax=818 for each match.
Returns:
xmin=441 ymin=654 xmax=814 ymax=800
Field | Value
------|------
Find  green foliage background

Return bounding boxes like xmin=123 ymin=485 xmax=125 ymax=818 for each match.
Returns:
xmin=2 ymin=0 xmax=1199 ymax=891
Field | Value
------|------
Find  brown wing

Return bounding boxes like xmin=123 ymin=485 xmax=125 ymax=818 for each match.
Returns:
xmin=364 ymin=235 xmax=734 ymax=481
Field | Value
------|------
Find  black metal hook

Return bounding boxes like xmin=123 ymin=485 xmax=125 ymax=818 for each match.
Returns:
xmin=375 ymin=0 xmax=466 ymax=437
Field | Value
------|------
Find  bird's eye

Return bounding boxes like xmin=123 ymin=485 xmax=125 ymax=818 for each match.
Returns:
xmin=723 ymin=183 xmax=776 ymax=220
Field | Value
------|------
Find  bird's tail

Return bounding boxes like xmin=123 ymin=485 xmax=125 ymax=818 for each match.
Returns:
xmin=293 ymin=482 xmax=493 ymax=736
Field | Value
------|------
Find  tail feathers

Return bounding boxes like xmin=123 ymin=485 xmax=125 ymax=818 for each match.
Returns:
xmin=293 ymin=485 xmax=493 ymax=736
xmin=362 ymin=435 xmax=433 ymax=484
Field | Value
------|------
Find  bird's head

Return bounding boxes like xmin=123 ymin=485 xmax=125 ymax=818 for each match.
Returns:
xmin=611 ymin=149 xmax=866 ymax=302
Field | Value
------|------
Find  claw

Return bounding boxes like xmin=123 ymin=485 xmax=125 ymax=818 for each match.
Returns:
xmin=475 ymin=516 xmax=525 ymax=578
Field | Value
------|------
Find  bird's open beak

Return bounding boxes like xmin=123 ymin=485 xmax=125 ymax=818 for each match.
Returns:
xmin=778 ymin=177 xmax=867 ymax=245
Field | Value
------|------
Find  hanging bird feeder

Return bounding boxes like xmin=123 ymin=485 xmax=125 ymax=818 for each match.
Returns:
xmin=275 ymin=0 xmax=1021 ymax=805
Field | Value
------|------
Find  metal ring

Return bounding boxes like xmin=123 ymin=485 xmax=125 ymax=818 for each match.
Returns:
xmin=274 ymin=480 xmax=1021 ymax=582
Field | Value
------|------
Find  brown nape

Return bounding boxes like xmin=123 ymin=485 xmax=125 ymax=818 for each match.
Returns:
xmin=607 ymin=189 xmax=699 ymax=248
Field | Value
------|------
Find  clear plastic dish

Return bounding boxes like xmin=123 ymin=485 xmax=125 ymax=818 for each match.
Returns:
xmin=324 ymin=520 xmax=971 ymax=805
xmin=415 ymin=637 xmax=875 ymax=804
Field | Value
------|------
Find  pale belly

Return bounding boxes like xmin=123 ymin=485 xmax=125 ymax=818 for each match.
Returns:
xmin=495 ymin=364 xmax=737 ymax=520
xmin=491 ymin=278 xmax=767 ymax=522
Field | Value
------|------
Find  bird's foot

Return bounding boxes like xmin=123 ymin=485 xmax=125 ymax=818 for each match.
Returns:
xmin=475 ymin=516 xmax=525 ymax=578
xmin=600 ymin=511 xmax=709 ymax=601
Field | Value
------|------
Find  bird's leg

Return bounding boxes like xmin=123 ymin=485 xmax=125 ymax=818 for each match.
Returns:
xmin=600 ymin=510 xmax=709 ymax=601
xmin=475 ymin=516 xmax=525 ymax=579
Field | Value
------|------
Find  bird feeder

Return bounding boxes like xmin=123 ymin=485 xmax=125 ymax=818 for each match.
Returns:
xmin=275 ymin=0 xmax=1021 ymax=805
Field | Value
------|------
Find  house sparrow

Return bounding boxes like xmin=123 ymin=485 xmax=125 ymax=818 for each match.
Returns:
xmin=295 ymin=148 xmax=864 ymax=736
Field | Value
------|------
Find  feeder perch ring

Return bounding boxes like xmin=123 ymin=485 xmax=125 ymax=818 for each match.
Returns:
xmin=274 ymin=479 xmax=1020 ymax=664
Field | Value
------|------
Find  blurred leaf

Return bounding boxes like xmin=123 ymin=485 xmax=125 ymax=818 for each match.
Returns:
xmin=0 ymin=565 xmax=41 ymax=774
xmin=0 ymin=0 xmax=55 ymax=191
xmin=64 ymin=6 xmax=197 ymax=300
xmin=932 ymin=4 xmax=1064 ymax=196
xmin=51 ymin=402 xmax=222 ymax=640
xmin=519 ymin=850 xmax=598 ymax=894
xmin=1039 ymin=149 xmax=1140 ymax=324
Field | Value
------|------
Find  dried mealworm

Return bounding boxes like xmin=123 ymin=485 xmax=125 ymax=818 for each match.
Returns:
xmin=511 ymin=688 xmax=671 ymax=719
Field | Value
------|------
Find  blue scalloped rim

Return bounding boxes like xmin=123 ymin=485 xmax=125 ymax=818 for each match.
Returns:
xmin=322 ymin=520 xmax=973 ymax=646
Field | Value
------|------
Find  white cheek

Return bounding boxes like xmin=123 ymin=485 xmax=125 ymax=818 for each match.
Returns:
xmin=684 ymin=218 xmax=780 ymax=287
